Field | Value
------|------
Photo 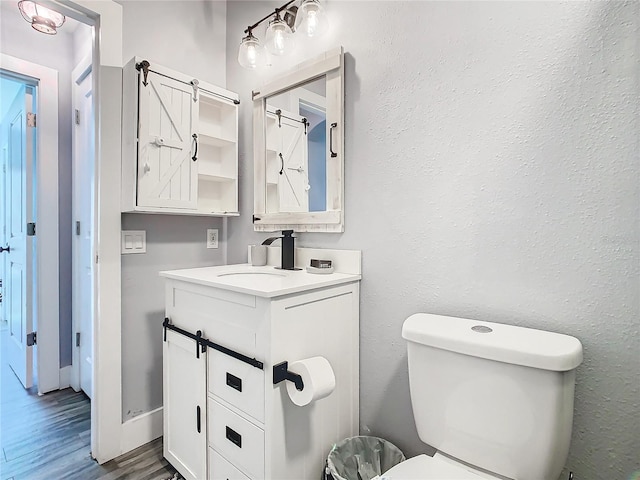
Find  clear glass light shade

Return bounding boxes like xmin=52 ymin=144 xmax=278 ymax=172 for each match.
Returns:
xmin=18 ymin=0 xmax=65 ymax=35
xmin=238 ymin=34 xmax=266 ymax=69
xmin=265 ymin=17 xmax=294 ymax=56
xmin=297 ymin=0 xmax=328 ymax=37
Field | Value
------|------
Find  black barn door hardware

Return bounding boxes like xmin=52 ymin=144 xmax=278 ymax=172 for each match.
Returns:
xmin=196 ymin=405 xmax=202 ymax=433
xmin=329 ymin=122 xmax=338 ymax=157
xmin=135 ymin=60 xmax=239 ymax=104
xmin=191 ymin=133 xmax=198 ymax=162
xmin=163 ymin=318 xmax=264 ymax=370
xmin=273 ymin=361 xmax=304 ymax=391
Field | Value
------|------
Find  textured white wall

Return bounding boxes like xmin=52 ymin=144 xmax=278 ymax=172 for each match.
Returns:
xmin=117 ymin=0 xmax=229 ymax=420
xmin=226 ymin=2 xmax=640 ymax=478
xmin=119 ymin=0 xmax=226 ymax=85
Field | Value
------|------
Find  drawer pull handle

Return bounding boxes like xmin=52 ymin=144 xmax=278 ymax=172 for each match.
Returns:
xmin=226 ymin=372 xmax=243 ymax=392
xmin=226 ymin=426 xmax=242 ymax=448
xmin=196 ymin=405 xmax=201 ymax=433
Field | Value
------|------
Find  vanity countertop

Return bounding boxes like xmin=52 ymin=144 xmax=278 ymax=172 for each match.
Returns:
xmin=160 ymin=264 xmax=361 ymax=298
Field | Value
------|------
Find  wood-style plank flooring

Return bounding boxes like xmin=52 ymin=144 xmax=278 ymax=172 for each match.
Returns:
xmin=0 ymin=326 xmax=178 ymax=480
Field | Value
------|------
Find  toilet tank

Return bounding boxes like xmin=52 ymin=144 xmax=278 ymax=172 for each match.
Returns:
xmin=402 ymin=314 xmax=582 ymax=480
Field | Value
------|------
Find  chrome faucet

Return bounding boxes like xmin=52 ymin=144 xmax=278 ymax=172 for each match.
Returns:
xmin=261 ymin=230 xmax=296 ymax=270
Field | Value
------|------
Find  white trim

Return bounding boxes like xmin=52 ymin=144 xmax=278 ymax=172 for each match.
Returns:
xmin=51 ymin=0 xmax=124 ymax=464
xmin=121 ymin=407 xmax=163 ymax=453
xmin=59 ymin=365 xmax=72 ymax=389
xmin=70 ymin=53 xmax=92 ymax=395
xmin=0 ymin=54 xmax=60 ymax=395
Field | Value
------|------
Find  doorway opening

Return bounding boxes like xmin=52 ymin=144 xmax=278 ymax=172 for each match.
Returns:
xmin=0 ymin=1 xmax=96 ymax=474
xmin=0 ymin=72 xmax=37 ymax=391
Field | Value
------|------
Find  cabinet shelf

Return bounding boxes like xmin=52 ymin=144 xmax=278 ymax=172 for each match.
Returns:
xmin=199 ymin=132 xmax=236 ymax=148
xmin=199 ymin=173 xmax=236 ymax=183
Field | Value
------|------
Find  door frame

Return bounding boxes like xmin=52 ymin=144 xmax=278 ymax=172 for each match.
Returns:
xmin=51 ymin=0 xmax=124 ymax=464
xmin=0 ymin=57 xmax=60 ymax=395
xmin=4 ymin=0 xmax=124 ymax=464
xmin=39 ymin=0 xmax=122 ymax=463
xmin=70 ymin=54 xmax=92 ymax=394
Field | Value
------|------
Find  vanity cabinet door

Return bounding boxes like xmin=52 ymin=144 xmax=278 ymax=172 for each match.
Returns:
xmin=163 ymin=329 xmax=207 ymax=480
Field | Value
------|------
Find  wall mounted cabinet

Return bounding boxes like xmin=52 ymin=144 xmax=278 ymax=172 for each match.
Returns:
xmin=122 ymin=58 xmax=240 ymax=216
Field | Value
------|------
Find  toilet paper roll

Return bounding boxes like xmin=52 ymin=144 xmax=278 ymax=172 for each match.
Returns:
xmin=286 ymin=356 xmax=336 ymax=407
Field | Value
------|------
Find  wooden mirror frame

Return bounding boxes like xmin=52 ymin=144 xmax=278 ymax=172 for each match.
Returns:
xmin=253 ymin=47 xmax=344 ymax=232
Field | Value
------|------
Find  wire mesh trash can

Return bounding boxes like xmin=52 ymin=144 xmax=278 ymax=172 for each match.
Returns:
xmin=324 ymin=436 xmax=405 ymax=480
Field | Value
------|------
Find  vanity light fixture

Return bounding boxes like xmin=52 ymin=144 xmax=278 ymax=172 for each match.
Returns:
xmin=238 ymin=30 xmax=266 ymax=70
xmin=237 ymin=0 xmax=328 ymax=69
xmin=297 ymin=0 xmax=328 ymax=37
xmin=265 ymin=13 xmax=295 ymax=56
xmin=18 ymin=0 xmax=66 ymax=35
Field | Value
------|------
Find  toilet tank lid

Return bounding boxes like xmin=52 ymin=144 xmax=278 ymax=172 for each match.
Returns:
xmin=402 ymin=314 xmax=583 ymax=371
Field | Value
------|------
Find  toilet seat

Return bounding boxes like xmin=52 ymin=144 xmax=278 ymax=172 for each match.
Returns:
xmin=381 ymin=454 xmax=493 ymax=479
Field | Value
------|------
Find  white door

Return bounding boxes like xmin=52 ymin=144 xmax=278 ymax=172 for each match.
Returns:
xmin=72 ymin=64 xmax=94 ymax=398
xmin=164 ymin=329 xmax=207 ymax=480
xmin=3 ymin=85 xmax=35 ymax=389
xmin=277 ymin=114 xmax=309 ymax=212
xmin=137 ymin=70 xmax=197 ymax=209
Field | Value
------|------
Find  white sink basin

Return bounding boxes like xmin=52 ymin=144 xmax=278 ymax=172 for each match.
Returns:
xmin=217 ymin=271 xmax=287 ymax=279
xmin=161 ymin=261 xmax=360 ymax=298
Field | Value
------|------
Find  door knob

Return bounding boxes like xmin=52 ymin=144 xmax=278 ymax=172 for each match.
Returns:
xmin=0 ymin=245 xmax=10 ymax=253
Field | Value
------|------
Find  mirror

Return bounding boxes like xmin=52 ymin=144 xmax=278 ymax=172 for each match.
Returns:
xmin=253 ymin=47 xmax=344 ymax=232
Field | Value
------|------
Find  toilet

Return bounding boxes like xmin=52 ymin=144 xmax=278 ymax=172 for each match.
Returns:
xmin=383 ymin=313 xmax=583 ymax=480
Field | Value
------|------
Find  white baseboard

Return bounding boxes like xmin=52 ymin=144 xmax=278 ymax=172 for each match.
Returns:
xmin=120 ymin=406 xmax=163 ymax=454
xmin=59 ymin=365 xmax=72 ymax=389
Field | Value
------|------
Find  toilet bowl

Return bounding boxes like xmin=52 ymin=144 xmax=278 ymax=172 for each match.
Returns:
xmin=391 ymin=313 xmax=583 ymax=480
xmin=383 ymin=453 xmax=498 ymax=479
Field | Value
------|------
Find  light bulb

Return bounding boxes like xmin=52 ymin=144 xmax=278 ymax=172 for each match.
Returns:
xmin=18 ymin=0 xmax=65 ymax=35
xmin=297 ymin=0 xmax=328 ymax=37
xmin=238 ymin=32 xmax=265 ymax=69
xmin=265 ymin=16 xmax=294 ymax=56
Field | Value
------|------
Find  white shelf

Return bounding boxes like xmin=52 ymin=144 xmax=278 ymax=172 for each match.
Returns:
xmin=199 ymin=173 xmax=236 ymax=183
xmin=199 ymin=132 xmax=236 ymax=148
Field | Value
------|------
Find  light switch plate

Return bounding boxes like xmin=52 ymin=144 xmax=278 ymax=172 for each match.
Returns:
xmin=121 ymin=230 xmax=146 ymax=254
xmin=207 ymin=229 xmax=219 ymax=249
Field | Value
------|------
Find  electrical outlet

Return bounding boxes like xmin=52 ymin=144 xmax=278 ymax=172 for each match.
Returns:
xmin=206 ymin=229 xmax=219 ymax=249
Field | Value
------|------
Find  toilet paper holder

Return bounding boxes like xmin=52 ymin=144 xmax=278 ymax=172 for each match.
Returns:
xmin=273 ymin=361 xmax=304 ymax=391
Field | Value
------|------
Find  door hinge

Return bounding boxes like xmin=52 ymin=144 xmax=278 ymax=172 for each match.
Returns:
xmin=27 ymin=222 xmax=36 ymax=236
xmin=75 ymin=221 xmax=81 ymax=236
xmin=76 ymin=332 xmax=81 ymax=347
xmin=75 ymin=109 xmax=80 ymax=125
xmin=27 ymin=331 xmax=37 ymax=346
xmin=27 ymin=112 xmax=36 ymax=127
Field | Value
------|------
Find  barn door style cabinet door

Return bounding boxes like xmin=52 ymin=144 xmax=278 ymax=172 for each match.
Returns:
xmin=122 ymin=58 xmax=240 ymax=216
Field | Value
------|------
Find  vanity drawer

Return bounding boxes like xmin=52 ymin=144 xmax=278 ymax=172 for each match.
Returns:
xmin=170 ymin=282 xmax=261 ymax=356
xmin=209 ymin=448 xmax=251 ymax=480
xmin=208 ymin=349 xmax=265 ymax=423
xmin=208 ymin=398 xmax=264 ymax=479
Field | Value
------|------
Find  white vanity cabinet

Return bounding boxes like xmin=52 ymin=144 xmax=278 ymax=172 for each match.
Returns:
xmin=161 ymin=253 xmax=360 ymax=480
xmin=122 ymin=57 xmax=239 ymax=216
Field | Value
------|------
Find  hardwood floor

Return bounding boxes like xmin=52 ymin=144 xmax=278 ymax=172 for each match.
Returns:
xmin=0 ymin=326 xmax=178 ymax=480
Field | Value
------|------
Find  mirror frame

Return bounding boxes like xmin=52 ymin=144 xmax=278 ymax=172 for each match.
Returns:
xmin=253 ymin=47 xmax=344 ymax=232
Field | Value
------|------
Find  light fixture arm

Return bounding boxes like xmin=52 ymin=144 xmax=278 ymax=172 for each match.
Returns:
xmin=243 ymin=0 xmax=297 ymax=34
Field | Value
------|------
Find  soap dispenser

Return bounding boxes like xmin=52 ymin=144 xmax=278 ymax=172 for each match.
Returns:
xmin=261 ymin=230 xmax=297 ymax=270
